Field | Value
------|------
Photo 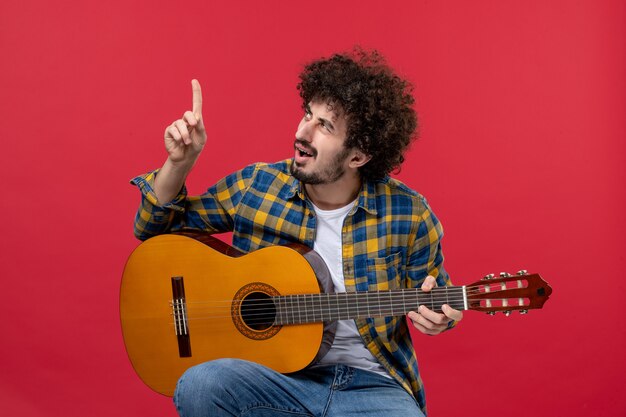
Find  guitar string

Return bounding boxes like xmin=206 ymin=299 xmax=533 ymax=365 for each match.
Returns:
xmin=184 ymin=293 xmax=471 ymax=308
xmin=184 ymin=296 xmax=470 ymax=312
xmin=176 ymin=297 xmax=529 ymax=323
xmin=167 ymin=283 xmax=533 ymax=325
xmin=177 ymin=296 xmax=526 ymax=322
xmin=169 ymin=285 xmax=530 ymax=323
xmin=187 ymin=298 xmax=516 ymax=316
xmin=179 ymin=284 xmax=526 ymax=306
xmin=182 ymin=296 xmax=526 ymax=314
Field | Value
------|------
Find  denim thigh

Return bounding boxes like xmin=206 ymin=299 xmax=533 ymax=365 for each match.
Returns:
xmin=173 ymin=359 xmax=423 ymax=417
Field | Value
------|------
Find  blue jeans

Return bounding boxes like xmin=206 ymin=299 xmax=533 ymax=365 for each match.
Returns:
xmin=173 ymin=359 xmax=425 ymax=417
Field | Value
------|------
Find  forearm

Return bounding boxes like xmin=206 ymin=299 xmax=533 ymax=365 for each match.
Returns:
xmin=154 ymin=158 xmax=194 ymax=205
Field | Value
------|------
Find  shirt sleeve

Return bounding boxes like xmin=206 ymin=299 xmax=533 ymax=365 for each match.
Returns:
xmin=406 ymin=199 xmax=458 ymax=329
xmin=130 ymin=164 xmax=259 ymax=241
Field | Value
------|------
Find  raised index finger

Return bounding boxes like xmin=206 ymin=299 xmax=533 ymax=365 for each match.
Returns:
xmin=191 ymin=79 xmax=202 ymax=117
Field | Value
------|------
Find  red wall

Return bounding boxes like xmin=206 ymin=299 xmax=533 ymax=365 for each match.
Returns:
xmin=1 ymin=1 xmax=624 ymax=416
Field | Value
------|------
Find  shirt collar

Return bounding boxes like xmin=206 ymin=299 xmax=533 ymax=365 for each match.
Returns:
xmin=355 ymin=178 xmax=378 ymax=215
xmin=284 ymin=174 xmax=378 ymax=216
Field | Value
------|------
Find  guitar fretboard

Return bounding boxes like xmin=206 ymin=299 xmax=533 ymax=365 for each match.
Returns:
xmin=273 ymin=286 xmax=467 ymax=325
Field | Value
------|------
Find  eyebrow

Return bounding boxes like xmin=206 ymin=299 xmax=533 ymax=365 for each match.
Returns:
xmin=318 ymin=116 xmax=336 ymax=132
xmin=305 ymin=104 xmax=337 ymax=132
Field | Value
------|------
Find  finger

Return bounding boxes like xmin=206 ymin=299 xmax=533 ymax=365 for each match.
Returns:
xmin=174 ymin=119 xmax=191 ymax=145
xmin=441 ymin=304 xmax=464 ymax=322
xmin=421 ymin=275 xmax=437 ymax=292
xmin=183 ymin=111 xmax=198 ymax=130
xmin=417 ymin=305 xmax=449 ymax=325
xmin=165 ymin=124 xmax=183 ymax=142
xmin=408 ymin=311 xmax=444 ymax=335
xmin=191 ymin=79 xmax=203 ymax=118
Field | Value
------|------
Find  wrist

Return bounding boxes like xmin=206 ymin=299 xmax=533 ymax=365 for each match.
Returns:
xmin=164 ymin=156 xmax=196 ymax=176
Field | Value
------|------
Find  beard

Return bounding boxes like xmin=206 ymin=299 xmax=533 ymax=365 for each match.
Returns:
xmin=291 ymin=145 xmax=351 ymax=185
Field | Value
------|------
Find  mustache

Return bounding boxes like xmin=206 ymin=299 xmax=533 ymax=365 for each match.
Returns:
xmin=294 ymin=139 xmax=317 ymax=156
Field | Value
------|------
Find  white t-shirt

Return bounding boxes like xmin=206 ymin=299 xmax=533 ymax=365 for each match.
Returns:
xmin=311 ymin=201 xmax=390 ymax=378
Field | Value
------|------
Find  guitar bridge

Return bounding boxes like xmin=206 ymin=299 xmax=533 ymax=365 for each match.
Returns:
xmin=171 ymin=276 xmax=191 ymax=357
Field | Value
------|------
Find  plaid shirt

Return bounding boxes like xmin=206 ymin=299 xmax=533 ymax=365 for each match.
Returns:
xmin=131 ymin=159 xmax=452 ymax=414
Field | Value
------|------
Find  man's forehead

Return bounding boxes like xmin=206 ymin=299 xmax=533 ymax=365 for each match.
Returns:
xmin=309 ymin=100 xmax=344 ymax=122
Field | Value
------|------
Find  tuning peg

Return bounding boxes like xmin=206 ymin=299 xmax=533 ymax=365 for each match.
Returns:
xmin=483 ymin=274 xmax=495 ymax=280
xmin=500 ymin=272 xmax=512 ymax=277
xmin=519 ymin=310 xmax=529 ymax=314
xmin=517 ymin=270 xmax=528 ymax=276
xmin=486 ymin=311 xmax=496 ymax=316
xmin=503 ymin=310 xmax=512 ymax=316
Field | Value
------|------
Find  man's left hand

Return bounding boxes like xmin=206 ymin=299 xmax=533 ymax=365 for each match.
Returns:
xmin=407 ymin=275 xmax=463 ymax=335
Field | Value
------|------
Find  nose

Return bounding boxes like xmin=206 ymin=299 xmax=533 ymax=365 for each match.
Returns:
xmin=296 ymin=118 xmax=313 ymax=142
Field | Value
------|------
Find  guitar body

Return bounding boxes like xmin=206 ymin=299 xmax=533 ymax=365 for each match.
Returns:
xmin=120 ymin=233 xmax=332 ymax=396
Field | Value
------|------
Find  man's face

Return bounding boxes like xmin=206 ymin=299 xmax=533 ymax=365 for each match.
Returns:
xmin=291 ymin=101 xmax=351 ymax=184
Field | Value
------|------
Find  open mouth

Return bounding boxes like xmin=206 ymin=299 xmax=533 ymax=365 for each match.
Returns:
xmin=294 ymin=142 xmax=316 ymax=158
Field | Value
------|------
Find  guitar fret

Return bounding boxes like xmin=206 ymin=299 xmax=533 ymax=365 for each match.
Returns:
xmin=410 ymin=289 xmax=419 ymax=311
xmin=308 ymin=294 xmax=316 ymax=323
xmin=335 ymin=293 xmax=341 ymax=320
xmin=357 ymin=293 xmax=363 ymax=317
xmin=314 ymin=294 xmax=324 ymax=322
xmin=383 ymin=292 xmax=393 ymax=316
xmin=297 ymin=295 xmax=302 ymax=324
xmin=381 ymin=292 xmax=387 ymax=316
xmin=303 ymin=294 xmax=309 ymax=323
xmin=281 ymin=295 xmax=286 ymax=325
xmin=346 ymin=292 xmax=359 ymax=318
xmin=325 ymin=293 xmax=332 ymax=322
xmin=317 ymin=294 xmax=323 ymax=322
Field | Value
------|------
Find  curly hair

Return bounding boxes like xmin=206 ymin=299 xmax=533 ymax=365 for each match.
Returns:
xmin=297 ymin=48 xmax=418 ymax=180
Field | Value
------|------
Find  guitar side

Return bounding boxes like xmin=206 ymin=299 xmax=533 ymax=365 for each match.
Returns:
xmin=120 ymin=234 xmax=325 ymax=396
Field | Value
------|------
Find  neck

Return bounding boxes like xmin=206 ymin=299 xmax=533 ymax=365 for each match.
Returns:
xmin=304 ymin=172 xmax=362 ymax=210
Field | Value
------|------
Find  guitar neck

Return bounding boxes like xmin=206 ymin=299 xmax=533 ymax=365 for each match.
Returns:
xmin=274 ymin=286 xmax=467 ymax=325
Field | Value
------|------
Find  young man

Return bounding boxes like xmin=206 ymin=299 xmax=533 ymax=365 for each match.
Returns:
xmin=132 ymin=50 xmax=462 ymax=417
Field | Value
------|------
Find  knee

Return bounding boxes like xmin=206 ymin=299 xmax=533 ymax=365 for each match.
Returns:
xmin=173 ymin=359 xmax=257 ymax=415
xmin=175 ymin=359 xmax=237 ymax=396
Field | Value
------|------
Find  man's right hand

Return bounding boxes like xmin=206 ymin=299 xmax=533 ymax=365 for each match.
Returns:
xmin=154 ymin=80 xmax=206 ymax=205
xmin=164 ymin=79 xmax=206 ymax=167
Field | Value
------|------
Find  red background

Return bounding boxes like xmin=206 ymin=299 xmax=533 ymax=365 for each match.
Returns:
xmin=1 ymin=0 xmax=624 ymax=416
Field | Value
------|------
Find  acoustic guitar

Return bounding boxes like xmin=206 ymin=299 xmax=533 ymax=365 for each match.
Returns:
xmin=120 ymin=232 xmax=552 ymax=396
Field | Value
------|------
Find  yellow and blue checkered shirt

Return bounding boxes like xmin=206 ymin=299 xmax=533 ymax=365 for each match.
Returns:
xmin=131 ymin=159 xmax=452 ymax=414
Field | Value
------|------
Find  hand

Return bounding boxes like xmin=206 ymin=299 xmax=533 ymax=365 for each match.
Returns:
xmin=164 ymin=79 xmax=206 ymax=167
xmin=407 ymin=275 xmax=463 ymax=336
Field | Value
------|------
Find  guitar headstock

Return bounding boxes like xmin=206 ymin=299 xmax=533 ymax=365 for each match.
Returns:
xmin=466 ymin=271 xmax=552 ymax=316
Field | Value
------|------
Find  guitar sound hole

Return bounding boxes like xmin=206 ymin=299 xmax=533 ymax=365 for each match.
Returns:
xmin=241 ymin=292 xmax=276 ymax=331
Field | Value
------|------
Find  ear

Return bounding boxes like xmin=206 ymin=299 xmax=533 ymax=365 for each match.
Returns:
xmin=348 ymin=149 xmax=372 ymax=169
